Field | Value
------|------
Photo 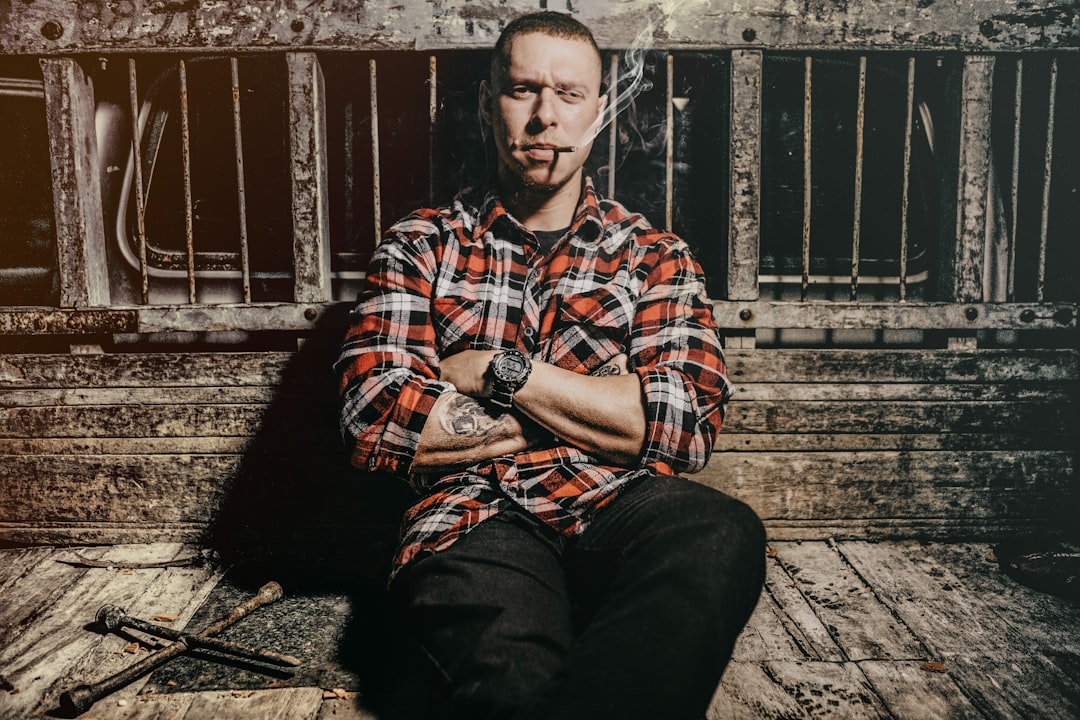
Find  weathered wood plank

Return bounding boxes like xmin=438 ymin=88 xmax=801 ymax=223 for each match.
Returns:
xmin=922 ymin=543 xmax=1080 ymax=656
xmin=179 ymin=687 xmax=324 ymax=720
xmin=0 ymin=387 xmax=275 ymax=407
xmin=713 ymin=432 xmax=1075 ymax=452
xmin=729 ymin=382 xmax=1073 ymax=403
xmin=287 ymin=53 xmax=332 ymax=304
xmin=0 ymin=353 xmax=292 ymax=389
xmin=758 ymin=660 xmax=894 ymax=719
xmin=0 ymin=455 xmax=239 ymax=523
xmin=723 ymin=349 xmax=1078 ymax=384
xmin=48 ymin=558 xmax=222 ymax=714
xmin=1 ymin=349 xmax=1073 ymax=388
xmin=762 ymin=553 xmax=846 ymax=662
xmin=770 ymin=541 xmax=926 ymax=662
xmin=316 ymin=692 xmax=382 ymax=720
xmin=839 ymin=540 xmax=1080 ymax=719
xmin=727 ymin=49 xmax=762 ymax=303
xmin=4 ymin=399 xmax=1071 ymax=438
xmin=702 ymin=451 xmax=1074 ymax=522
xmin=858 ymin=659 xmax=985 ymax=720
xmin=1 ymin=301 xmax=1075 ymax=337
xmin=0 ymin=522 xmax=209 ymax=546
xmin=39 ymin=57 xmax=110 ymax=308
xmin=3 ymin=0 xmax=1077 ymax=53
xmin=0 ymin=546 xmax=188 ymax=716
xmin=708 ymin=662 xmax=813 ymax=720
xmin=731 ymin=577 xmax=812 ymax=663
xmin=0 ymin=406 xmax=265 ymax=437
xmin=758 ymin=518 xmax=1057 ymax=543
xmin=722 ymin=400 xmax=1072 ymax=434
xmin=0 ymin=437 xmax=250 ymax=456
xmin=0 ymin=547 xmax=88 ymax=648
xmin=713 ymin=301 xmax=1078 ymax=331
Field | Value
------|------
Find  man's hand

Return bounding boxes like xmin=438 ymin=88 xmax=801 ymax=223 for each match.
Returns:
xmin=438 ymin=349 xmax=498 ymax=398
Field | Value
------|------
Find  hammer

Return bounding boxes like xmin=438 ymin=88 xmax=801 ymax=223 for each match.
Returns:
xmin=59 ymin=581 xmax=286 ymax=716
xmin=95 ymin=604 xmax=301 ymax=667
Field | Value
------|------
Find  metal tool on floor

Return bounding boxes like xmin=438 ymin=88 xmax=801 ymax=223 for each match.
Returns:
xmin=59 ymin=581 xmax=295 ymax=716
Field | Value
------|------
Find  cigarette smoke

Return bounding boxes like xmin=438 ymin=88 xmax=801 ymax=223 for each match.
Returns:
xmin=582 ymin=0 xmax=708 ymax=145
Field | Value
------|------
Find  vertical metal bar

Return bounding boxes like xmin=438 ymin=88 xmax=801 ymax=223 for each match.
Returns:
xmin=898 ymin=56 xmax=916 ymax=302
xmin=608 ymin=53 xmax=618 ymax=199
xmin=370 ymin=58 xmax=383 ymax=246
xmin=1037 ymin=57 xmax=1057 ymax=302
xmin=851 ymin=56 xmax=866 ymax=301
xmin=229 ymin=57 xmax=252 ymax=304
xmin=429 ymin=54 xmax=437 ymax=205
xmin=665 ymin=53 xmax=674 ymax=232
xmin=344 ymin=101 xmax=354 ymax=242
xmin=727 ymin=49 xmax=762 ymax=303
xmin=1008 ymin=58 xmax=1023 ymax=302
xmin=127 ymin=59 xmax=149 ymax=304
xmin=802 ymin=55 xmax=812 ymax=301
xmin=178 ymin=58 xmax=196 ymax=304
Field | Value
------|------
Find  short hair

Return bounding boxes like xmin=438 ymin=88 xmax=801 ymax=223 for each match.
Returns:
xmin=489 ymin=11 xmax=602 ymax=88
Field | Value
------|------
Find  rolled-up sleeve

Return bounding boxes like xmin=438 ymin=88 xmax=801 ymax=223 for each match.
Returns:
xmin=335 ymin=225 xmax=454 ymax=474
xmin=630 ymin=239 xmax=733 ymax=474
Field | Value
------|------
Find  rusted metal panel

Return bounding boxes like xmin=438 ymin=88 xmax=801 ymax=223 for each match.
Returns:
xmin=286 ymin=52 xmax=332 ymax=303
xmin=2 ymin=1 xmax=1078 ymax=54
xmin=39 ymin=58 xmax=110 ymax=308
xmin=727 ymin=49 xmax=761 ymax=302
xmin=712 ymin=300 xmax=1078 ymax=330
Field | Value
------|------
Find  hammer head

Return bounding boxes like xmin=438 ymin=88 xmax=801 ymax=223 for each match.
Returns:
xmin=95 ymin=605 xmax=126 ymax=632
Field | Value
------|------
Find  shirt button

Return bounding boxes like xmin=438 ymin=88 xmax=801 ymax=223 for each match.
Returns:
xmin=523 ymin=327 xmax=535 ymax=338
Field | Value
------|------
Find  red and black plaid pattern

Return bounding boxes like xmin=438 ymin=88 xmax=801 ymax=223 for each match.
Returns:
xmin=336 ymin=178 xmax=733 ymax=575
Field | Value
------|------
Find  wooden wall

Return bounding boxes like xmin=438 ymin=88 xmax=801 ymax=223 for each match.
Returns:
xmin=1 ymin=345 xmax=1074 ymax=547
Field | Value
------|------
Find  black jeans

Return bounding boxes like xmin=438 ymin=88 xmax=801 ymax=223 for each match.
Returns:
xmin=380 ymin=476 xmax=766 ymax=720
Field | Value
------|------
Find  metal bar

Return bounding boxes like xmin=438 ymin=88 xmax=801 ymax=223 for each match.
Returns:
xmin=608 ymin=53 xmax=618 ymax=199
xmin=851 ymin=56 xmax=867 ymax=301
xmin=802 ymin=55 xmax=812 ymax=301
xmin=127 ymin=59 xmax=149 ymax=305
xmin=1037 ymin=57 xmax=1057 ymax=303
xmin=429 ymin=54 xmax=437 ymax=205
xmin=899 ymin=56 xmax=916 ymax=302
xmin=229 ymin=57 xmax=252 ymax=304
xmin=1008 ymin=58 xmax=1023 ymax=302
xmin=665 ymin=53 xmax=674 ymax=232
xmin=344 ymin=101 xmax=354 ymax=237
xmin=178 ymin=58 xmax=196 ymax=304
xmin=370 ymin=57 xmax=383 ymax=245
xmin=727 ymin=50 xmax=763 ymax=302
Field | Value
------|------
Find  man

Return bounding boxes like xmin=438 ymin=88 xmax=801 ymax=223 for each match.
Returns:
xmin=336 ymin=11 xmax=765 ymax=720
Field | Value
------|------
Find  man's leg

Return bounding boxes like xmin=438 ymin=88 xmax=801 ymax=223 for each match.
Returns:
xmin=384 ymin=512 xmax=574 ymax=720
xmin=516 ymin=476 xmax=766 ymax=720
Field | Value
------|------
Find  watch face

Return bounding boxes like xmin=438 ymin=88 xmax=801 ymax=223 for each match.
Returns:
xmin=494 ymin=351 xmax=529 ymax=382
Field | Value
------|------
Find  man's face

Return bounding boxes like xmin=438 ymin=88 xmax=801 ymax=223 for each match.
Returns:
xmin=480 ymin=32 xmax=607 ymax=195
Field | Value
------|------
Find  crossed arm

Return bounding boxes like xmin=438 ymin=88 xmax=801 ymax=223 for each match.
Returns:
xmin=411 ymin=351 xmax=646 ymax=471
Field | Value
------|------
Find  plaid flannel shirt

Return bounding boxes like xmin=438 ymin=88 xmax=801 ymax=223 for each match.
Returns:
xmin=336 ymin=177 xmax=734 ymax=576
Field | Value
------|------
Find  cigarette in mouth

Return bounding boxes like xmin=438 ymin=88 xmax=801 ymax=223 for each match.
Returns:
xmin=519 ymin=144 xmax=578 ymax=153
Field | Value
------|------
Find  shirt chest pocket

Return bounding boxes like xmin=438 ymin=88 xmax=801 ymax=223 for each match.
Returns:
xmin=549 ymin=286 xmax=636 ymax=373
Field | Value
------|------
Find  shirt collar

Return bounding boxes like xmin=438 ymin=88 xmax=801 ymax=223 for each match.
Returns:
xmin=473 ymin=176 xmax=605 ymax=244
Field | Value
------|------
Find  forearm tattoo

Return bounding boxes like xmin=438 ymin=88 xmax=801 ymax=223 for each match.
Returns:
xmin=592 ymin=365 xmax=621 ymax=377
xmin=441 ymin=394 xmax=513 ymax=439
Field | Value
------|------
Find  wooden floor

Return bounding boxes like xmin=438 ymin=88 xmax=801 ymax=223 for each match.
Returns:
xmin=1 ymin=540 xmax=1077 ymax=719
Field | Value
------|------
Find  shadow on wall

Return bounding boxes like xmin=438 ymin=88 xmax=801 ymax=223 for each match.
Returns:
xmin=203 ymin=303 xmax=416 ymax=594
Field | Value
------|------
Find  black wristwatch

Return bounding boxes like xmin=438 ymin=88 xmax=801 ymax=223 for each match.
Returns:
xmin=489 ymin=349 xmax=532 ymax=409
